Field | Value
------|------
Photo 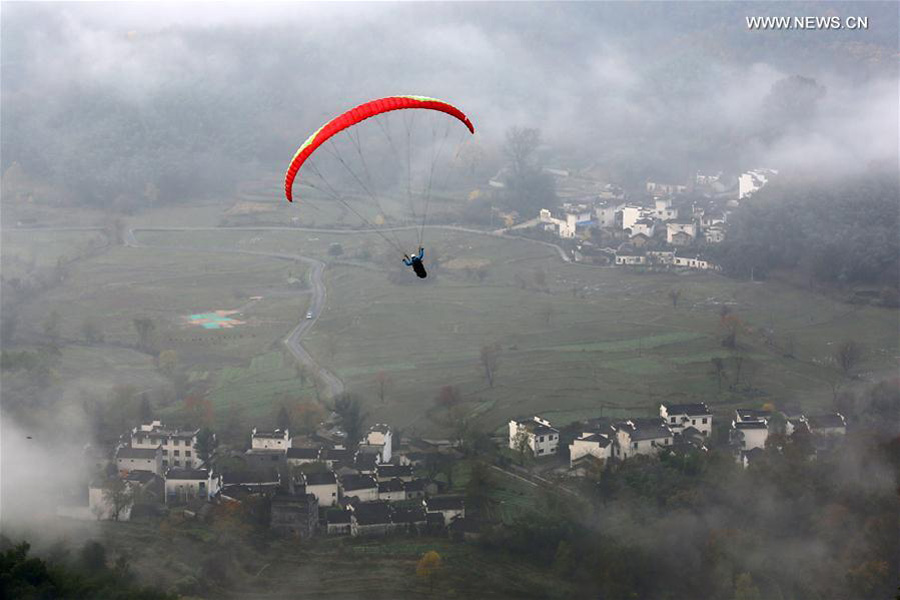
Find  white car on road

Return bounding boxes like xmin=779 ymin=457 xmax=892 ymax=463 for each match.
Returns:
xmin=306 ymin=311 xmax=314 ymax=319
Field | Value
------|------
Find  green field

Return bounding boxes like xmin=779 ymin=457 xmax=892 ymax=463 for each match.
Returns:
xmin=5 ymin=213 xmax=897 ymax=437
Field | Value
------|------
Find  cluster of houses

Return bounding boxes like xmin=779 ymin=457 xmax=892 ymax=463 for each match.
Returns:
xmin=513 ymin=168 xmax=777 ymax=270
xmin=509 ymin=400 xmax=846 ymax=473
xmin=80 ymin=420 xmax=468 ymax=540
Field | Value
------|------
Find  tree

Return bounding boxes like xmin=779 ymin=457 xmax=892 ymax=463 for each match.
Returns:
xmin=668 ymin=288 xmax=682 ymax=309
xmin=133 ymin=317 xmax=156 ymax=351
xmin=196 ymin=427 xmax=218 ymax=465
xmin=465 ymin=461 xmax=494 ymax=520
xmin=333 ymin=393 xmax=366 ymax=447
xmin=503 ymin=126 xmax=541 ymax=177
xmin=157 ymin=349 xmax=177 ymax=378
xmin=834 ymin=340 xmax=864 ymax=378
xmin=721 ymin=314 xmax=742 ymax=349
xmin=327 ymin=243 xmax=343 ymax=256
xmin=293 ymin=401 xmax=326 ymax=434
xmin=479 ymin=343 xmax=502 ymax=388
xmin=138 ymin=393 xmax=154 ymax=422
xmin=43 ymin=310 xmax=62 ymax=340
xmin=732 ymin=573 xmax=762 ymax=600
xmin=101 ymin=478 xmax=134 ymax=522
xmin=434 ymin=385 xmax=462 ymax=410
xmin=184 ymin=393 xmax=214 ymax=427
xmin=513 ymin=430 xmax=531 ymax=466
xmin=80 ymin=540 xmax=107 ymax=573
xmin=710 ymin=357 xmax=726 ymax=392
xmin=374 ymin=371 xmax=392 ymax=405
xmin=81 ymin=316 xmax=104 ymax=343
xmin=416 ymin=550 xmax=443 ymax=592
xmin=276 ymin=404 xmax=292 ymax=432
xmin=533 ymin=268 xmax=547 ymax=290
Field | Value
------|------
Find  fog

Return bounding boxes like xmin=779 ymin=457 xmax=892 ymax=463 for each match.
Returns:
xmin=3 ymin=2 xmax=897 ymax=191
xmin=1 ymin=2 xmax=898 ymax=598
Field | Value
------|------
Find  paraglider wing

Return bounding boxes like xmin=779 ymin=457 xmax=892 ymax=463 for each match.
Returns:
xmin=284 ymin=96 xmax=475 ymax=202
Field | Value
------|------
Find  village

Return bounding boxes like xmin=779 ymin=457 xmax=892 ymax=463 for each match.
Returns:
xmin=495 ymin=167 xmax=778 ymax=270
xmin=74 ymin=395 xmax=849 ymax=544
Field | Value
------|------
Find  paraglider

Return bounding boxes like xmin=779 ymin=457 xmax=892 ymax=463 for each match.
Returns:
xmin=283 ymin=96 xmax=474 ymax=279
xmin=284 ymin=96 xmax=475 ymax=203
xmin=403 ymin=247 xmax=427 ymax=279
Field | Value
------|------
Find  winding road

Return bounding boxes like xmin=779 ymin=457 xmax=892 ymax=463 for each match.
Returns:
xmin=10 ymin=223 xmax=569 ymax=401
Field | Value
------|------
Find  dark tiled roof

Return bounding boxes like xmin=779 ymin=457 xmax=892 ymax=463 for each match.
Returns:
xmin=321 ymin=448 xmax=352 ymax=462
xmin=166 ymin=468 xmax=209 ymax=481
xmin=733 ymin=421 xmax=768 ymax=430
xmin=807 ymin=414 xmax=846 ymax=429
xmin=341 ymin=474 xmax=377 ymax=492
xmin=222 ymin=469 xmax=278 ymax=485
xmin=662 ymin=403 xmax=711 ymax=416
xmin=353 ymin=502 xmax=392 ymax=525
xmin=393 ymin=506 xmax=426 ymax=523
xmin=124 ymin=470 xmax=160 ymax=484
xmin=736 ymin=408 xmax=771 ymax=421
xmin=404 ymin=479 xmax=428 ymax=492
xmin=117 ymin=447 xmax=160 ymax=460
xmin=287 ymin=447 xmax=321 ymax=460
xmin=304 ymin=471 xmax=337 ymax=486
xmin=578 ymin=433 xmax=612 ymax=446
xmin=378 ymin=479 xmax=405 ymax=493
xmin=377 ymin=465 xmax=412 ymax=478
xmin=354 ymin=453 xmax=378 ymax=470
xmin=327 ymin=510 xmax=352 ymax=524
xmin=426 ymin=496 xmax=464 ymax=511
xmin=616 ymin=418 xmax=671 ymax=441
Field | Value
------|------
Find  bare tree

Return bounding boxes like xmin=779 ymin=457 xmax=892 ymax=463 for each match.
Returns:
xmin=434 ymin=385 xmax=463 ymax=410
xmin=533 ymin=268 xmax=547 ymax=291
xmin=479 ymin=343 xmax=502 ymax=388
xmin=503 ymin=126 xmax=541 ymax=177
xmin=710 ymin=357 xmax=726 ymax=392
xmin=374 ymin=371 xmax=392 ymax=405
xmin=100 ymin=478 xmax=134 ymax=522
xmin=834 ymin=340 xmax=864 ymax=378
xmin=513 ymin=430 xmax=531 ymax=465
xmin=668 ymin=289 xmax=682 ymax=309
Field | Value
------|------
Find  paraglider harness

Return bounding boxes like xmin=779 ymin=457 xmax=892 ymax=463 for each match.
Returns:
xmin=403 ymin=247 xmax=427 ymax=279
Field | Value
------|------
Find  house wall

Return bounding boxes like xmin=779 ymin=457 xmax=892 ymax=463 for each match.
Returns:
xmin=735 ymin=427 xmax=769 ymax=450
xmin=307 ymin=483 xmax=339 ymax=507
xmin=379 ymin=489 xmax=407 ymax=502
xmin=117 ymin=452 xmax=162 ymax=476
xmin=343 ymin=487 xmax=379 ymax=503
xmin=252 ymin=434 xmax=289 ymax=450
xmin=667 ymin=222 xmax=697 ymax=244
xmin=164 ymin=476 xmax=218 ymax=504
xmin=569 ymin=439 xmax=611 ymax=467
xmin=132 ymin=433 xmax=199 ymax=469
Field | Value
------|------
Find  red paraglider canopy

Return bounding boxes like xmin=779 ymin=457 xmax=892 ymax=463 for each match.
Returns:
xmin=284 ymin=95 xmax=475 ymax=202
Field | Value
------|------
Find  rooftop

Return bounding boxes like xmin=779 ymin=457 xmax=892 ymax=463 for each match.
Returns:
xmin=576 ymin=433 xmax=612 ymax=447
xmin=341 ymin=474 xmax=378 ymax=492
xmin=806 ymin=414 xmax=846 ymax=429
xmin=166 ymin=468 xmax=210 ymax=481
xmin=304 ymin=471 xmax=337 ymax=486
xmin=377 ymin=465 xmax=413 ymax=478
xmin=353 ymin=502 xmax=392 ymax=525
xmin=378 ymin=479 xmax=405 ymax=493
xmin=662 ymin=402 xmax=711 ymax=416
xmin=287 ymin=447 xmax=321 ymax=460
xmin=426 ymin=496 xmax=465 ymax=511
xmin=117 ymin=446 xmax=160 ymax=460
xmin=733 ymin=421 xmax=768 ymax=430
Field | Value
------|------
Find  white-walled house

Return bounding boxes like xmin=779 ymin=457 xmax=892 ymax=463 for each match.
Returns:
xmin=164 ymin=468 xmax=221 ymax=504
xmin=646 ymin=181 xmax=687 ymax=195
xmin=613 ymin=419 xmax=674 ymax=460
xmin=569 ymin=433 xmax=613 ymax=467
xmin=595 ymin=203 xmax=622 ymax=228
xmin=672 ymin=254 xmax=715 ymax=270
xmin=116 ymin=446 xmax=164 ymax=476
xmin=730 ymin=421 xmax=769 ymax=451
xmin=340 ymin=474 xmax=379 ymax=502
xmin=425 ymin=496 xmax=465 ymax=526
xmin=130 ymin=421 xmax=201 ymax=469
xmin=378 ymin=479 xmax=407 ymax=502
xmin=704 ymin=225 xmax=726 ymax=244
xmin=621 ymin=205 xmax=649 ymax=232
xmin=251 ymin=428 xmax=290 ymax=450
xmin=538 ymin=209 xmax=576 ymax=238
xmin=508 ymin=416 xmax=559 ymax=458
xmin=304 ymin=471 xmax=339 ymax=507
xmin=631 ymin=218 xmax=656 ymax=238
xmin=286 ymin=446 xmax=321 ymax=467
xmin=653 ymin=197 xmax=678 ymax=221
xmin=364 ymin=424 xmax=392 ymax=463
xmin=616 ymin=253 xmax=647 ymax=266
xmin=666 ymin=221 xmax=697 ymax=245
xmin=659 ymin=403 xmax=712 ymax=437
xmin=804 ymin=413 xmax=846 ymax=436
